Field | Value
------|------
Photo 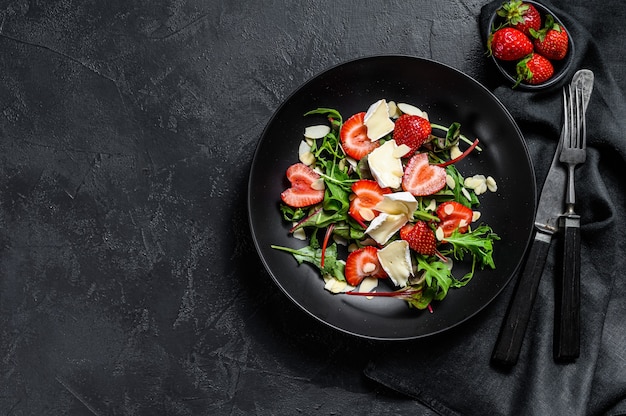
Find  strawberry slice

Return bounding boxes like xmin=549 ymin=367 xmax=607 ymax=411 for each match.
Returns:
xmin=401 ymin=153 xmax=446 ymax=196
xmin=340 ymin=112 xmax=379 ymax=160
xmin=436 ymin=201 xmax=473 ymax=238
xmin=399 ymin=221 xmax=436 ymax=255
xmin=280 ymin=163 xmax=324 ymax=208
xmin=348 ymin=180 xmax=391 ymax=223
xmin=344 ymin=246 xmax=388 ymax=286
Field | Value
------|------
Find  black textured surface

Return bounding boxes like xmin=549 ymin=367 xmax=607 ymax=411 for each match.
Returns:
xmin=1 ymin=1 xmax=625 ymax=415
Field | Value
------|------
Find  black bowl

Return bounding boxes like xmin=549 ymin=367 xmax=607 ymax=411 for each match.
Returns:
xmin=487 ymin=0 xmax=575 ymax=90
xmin=248 ymin=55 xmax=536 ymax=340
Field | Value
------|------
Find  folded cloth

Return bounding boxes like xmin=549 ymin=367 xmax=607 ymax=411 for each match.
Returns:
xmin=365 ymin=1 xmax=626 ymax=415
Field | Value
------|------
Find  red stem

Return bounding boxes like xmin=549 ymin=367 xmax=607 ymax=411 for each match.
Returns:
xmin=437 ymin=138 xmax=480 ymax=168
xmin=289 ymin=206 xmax=323 ymax=233
xmin=345 ymin=291 xmax=406 ymax=297
xmin=320 ymin=223 xmax=335 ymax=268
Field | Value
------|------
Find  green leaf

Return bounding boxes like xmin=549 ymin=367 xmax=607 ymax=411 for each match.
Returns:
xmin=271 ymin=236 xmax=345 ymax=282
xmin=415 ymin=255 xmax=454 ymax=301
xmin=442 ymin=224 xmax=500 ymax=270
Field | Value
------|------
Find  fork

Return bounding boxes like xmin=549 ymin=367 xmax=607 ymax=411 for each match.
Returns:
xmin=554 ymin=81 xmax=587 ymax=361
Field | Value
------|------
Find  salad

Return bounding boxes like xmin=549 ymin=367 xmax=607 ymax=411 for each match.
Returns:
xmin=272 ymin=99 xmax=499 ymax=311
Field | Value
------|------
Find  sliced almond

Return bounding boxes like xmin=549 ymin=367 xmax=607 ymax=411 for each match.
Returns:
xmin=362 ymin=262 xmax=377 ymax=274
xmin=387 ymin=101 xmax=401 ymax=119
xmin=444 ymin=203 xmax=455 ymax=215
xmin=304 ymin=124 xmax=331 ymax=139
xmin=310 ymin=178 xmax=325 ymax=191
xmin=486 ymin=176 xmax=498 ymax=192
xmin=397 ymin=102 xmax=426 ymax=118
xmin=446 ymin=174 xmax=456 ymax=189
xmin=298 ymin=139 xmax=311 ymax=155
xmin=299 ymin=151 xmax=315 ymax=166
xmin=393 ymin=143 xmax=412 ymax=158
xmin=472 ymin=211 xmax=482 ymax=222
xmin=450 ymin=145 xmax=463 ymax=160
xmin=459 ymin=219 xmax=468 ymax=228
xmin=435 ymin=226 xmax=445 ymax=241
xmin=359 ymin=207 xmax=376 ymax=222
xmin=359 ymin=276 xmax=379 ymax=293
xmin=475 ymin=182 xmax=488 ymax=195
xmin=333 ymin=234 xmax=348 ymax=246
xmin=461 ymin=187 xmax=472 ymax=201
xmin=425 ymin=199 xmax=436 ymax=211
xmin=292 ymin=225 xmax=307 ymax=240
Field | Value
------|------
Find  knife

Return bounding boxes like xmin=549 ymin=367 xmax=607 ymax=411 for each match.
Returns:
xmin=491 ymin=70 xmax=593 ymax=367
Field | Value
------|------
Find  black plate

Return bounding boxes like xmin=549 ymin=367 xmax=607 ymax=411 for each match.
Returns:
xmin=248 ymin=55 xmax=536 ymax=340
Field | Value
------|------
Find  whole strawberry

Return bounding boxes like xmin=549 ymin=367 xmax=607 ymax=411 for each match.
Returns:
xmin=393 ymin=114 xmax=431 ymax=156
xmin=531 ymin=15 xmax=569 ymax=60
xmin=399 ymin=221 xmax=436 ymax=256
xmin=516 ymin=53 xmax=554 ymax=85
xmin=496 ymin=0 xmax=542 ymax=37
xmin=488 ymin=27 xmax=533 ymax=61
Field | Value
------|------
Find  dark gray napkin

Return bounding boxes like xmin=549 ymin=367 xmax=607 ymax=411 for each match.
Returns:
xmin=365 ymin=1 xmax=626 ymax=415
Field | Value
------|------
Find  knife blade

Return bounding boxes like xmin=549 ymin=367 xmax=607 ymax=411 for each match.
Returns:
xmin=491 ymin=70 xmax=594 ymax=367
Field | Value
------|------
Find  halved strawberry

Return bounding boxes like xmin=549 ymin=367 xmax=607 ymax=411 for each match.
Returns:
xmin=280 ymin=163 xmax=324 ymax=208
xmin=340 ymin=112 xmax=379 ymax=160
xmin=436 ymin=201 xmax=473 ymax=238
xmin=344 ymin=246 xmax=388 ymax=286
xmin=348 ymin=180 xmax=391 ymax=223
xmin=401 ymin=153 xmax=446 ymax=196
xmin=399 ymin=221 xmax=436 ymax=255
xmin=393 ymin=114 xmax=432 ymax=156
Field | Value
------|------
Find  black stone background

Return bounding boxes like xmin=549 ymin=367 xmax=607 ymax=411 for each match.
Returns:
xmin=1 ymin=1 xmax=624 ymax=415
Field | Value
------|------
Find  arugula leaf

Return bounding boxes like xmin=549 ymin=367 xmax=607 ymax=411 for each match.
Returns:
xmin=271 ymin=232 xmax=345 ymax=281
xmin=280 ymin=204 xmax=306 ymax=222
xmin=415 ymin=255 xmax=454 ymax=301
xmin=442 ymin=224 xmax=499 ymax=269
xmin=304 ymin=108 xmax=343 ymax=126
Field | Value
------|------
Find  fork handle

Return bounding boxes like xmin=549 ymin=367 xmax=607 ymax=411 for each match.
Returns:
xmin=492 ymin=230 xmax=551 ymax=367
xmin=555 ymin=214 xmax=581 ymax=361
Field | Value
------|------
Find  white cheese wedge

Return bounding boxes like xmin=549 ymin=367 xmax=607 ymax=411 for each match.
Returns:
xmin=374 ymin=192 xmax=418 ymax=218
xmin=367 ymin=139 xmax=405 ymax=189
xmin=304 ymin=124 xmax=331 ymax=139
xmin=365 ymin=212 xmax=408 ymax=245
xmin=363 ymin=99 xmax=395 ymax=141
xmin=377 ymin=240 xmax=413 ymax=288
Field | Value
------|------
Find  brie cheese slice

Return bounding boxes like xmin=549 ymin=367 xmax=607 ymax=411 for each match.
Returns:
xmin=365 ymin=212 xmax=408 ymax=245
xmin=377 ymin=240 xmax=413 ymax=288
xmin=364 ymin=99 xmax=395 ymax=141
xmin=375 ymin=192 xmax=418 ymax=218
xmin=367 ymin=140 xmax=405 ymax=189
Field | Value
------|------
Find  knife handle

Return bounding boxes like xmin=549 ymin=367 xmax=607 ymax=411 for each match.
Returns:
xmin=492 ymin=231 xmax=551 ymax=367
xmin=554 ymin=214 xmax=581 ymax=361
